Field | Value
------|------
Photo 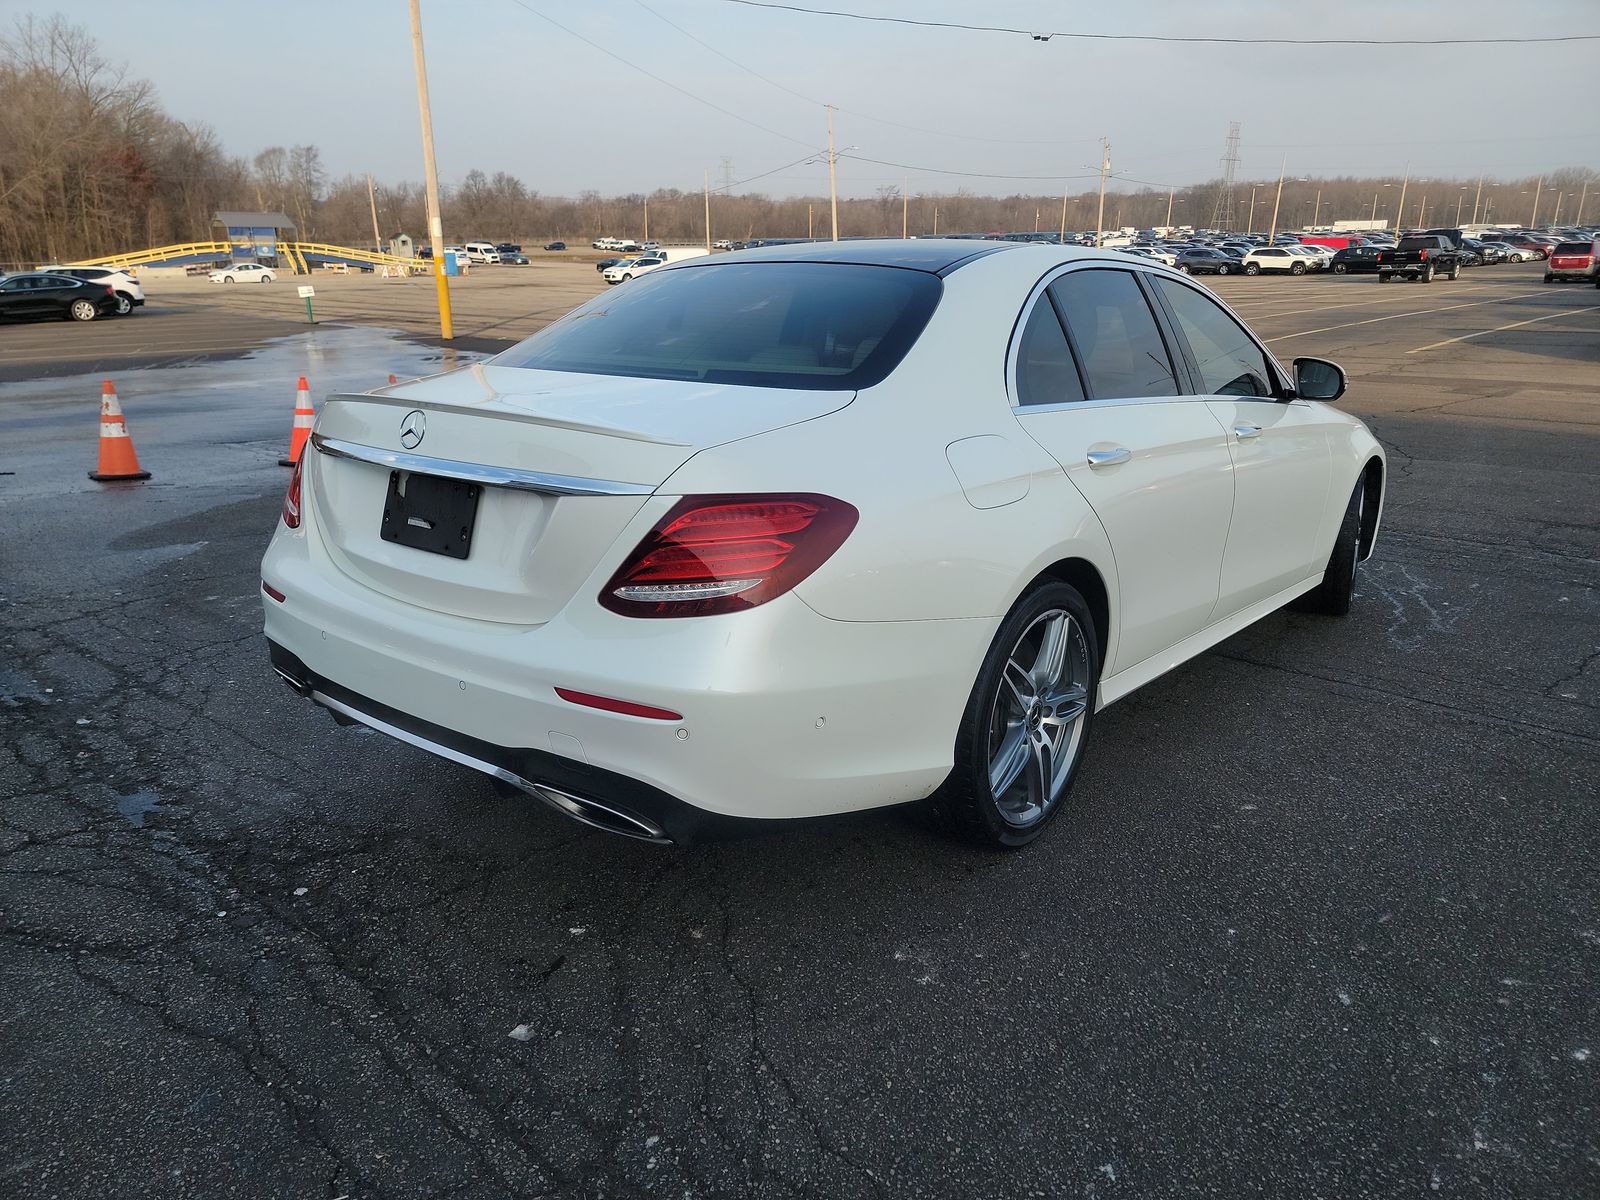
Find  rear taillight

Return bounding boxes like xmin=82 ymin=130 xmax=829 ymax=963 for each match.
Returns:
xmin=1418 ymin=249 xmax=1428 ymax=260
xmin=282 ymin=454 xmax=303 ymax=528
xmin=601 ymin=493 xmax=858 ymax=618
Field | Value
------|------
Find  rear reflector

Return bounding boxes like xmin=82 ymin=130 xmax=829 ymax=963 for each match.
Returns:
xmin=282 ymin=454 xmax=304 ymax=528
xmin=261 ymin=581 xmax=286 ymax=603
xmin=601 ymin=493 xmax=859 ymax=618
xmin=554 ymin=687 xmax=682 ymax=721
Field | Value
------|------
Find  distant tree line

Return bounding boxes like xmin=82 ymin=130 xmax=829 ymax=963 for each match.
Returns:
xmin=2 ymin=17 xmax=1594 ymax=268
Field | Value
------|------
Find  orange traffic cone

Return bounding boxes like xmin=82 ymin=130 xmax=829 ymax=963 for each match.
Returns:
xmin=278 ymin=376 xmax=315 ymax=467
xmin=388 ymin=374 xmax=398 ymax=385
xmin=88 ymin=380 xmax=151 ymax=482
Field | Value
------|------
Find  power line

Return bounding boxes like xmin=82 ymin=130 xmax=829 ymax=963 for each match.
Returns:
xmin=720 ymin=0 xmax=1600 ymax=46
xmin=505 ymin=0 xmax=816 ymax=149
xmin=840 ymin=152 xmax=1100 ymax=183
xmin=627 ymin=0 xmax=1080 ymax=146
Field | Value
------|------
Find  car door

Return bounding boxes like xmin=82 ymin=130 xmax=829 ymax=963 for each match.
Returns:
xmin=1009 ymin=266 xmax=1236 ymax=676
xmin=1147 ymin=275 xmax=1334 ymax=618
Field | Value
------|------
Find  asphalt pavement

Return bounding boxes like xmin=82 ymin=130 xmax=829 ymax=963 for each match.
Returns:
xmin=2 ymin=264 xmax=1596 ymax=1199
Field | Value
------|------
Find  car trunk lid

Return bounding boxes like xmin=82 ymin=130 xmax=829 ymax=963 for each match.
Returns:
xmin=307 ymin=363 xmax=853 ymax=624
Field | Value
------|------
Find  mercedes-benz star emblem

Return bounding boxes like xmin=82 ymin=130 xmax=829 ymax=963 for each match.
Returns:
xmin=399 ymin=410 xmax=426 ymax=450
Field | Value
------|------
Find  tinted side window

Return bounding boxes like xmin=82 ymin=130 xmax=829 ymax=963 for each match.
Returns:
xmin=1048 ymin=269 xmax=1177 ymax=400
xmin=1014 ymin=296 xmax=1086 ymax=406
xmin=1153 ymin=279 xmax=1276 ymax=398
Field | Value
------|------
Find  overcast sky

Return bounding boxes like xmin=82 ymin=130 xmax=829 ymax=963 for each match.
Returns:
xmin=32 ymin=0 xmax=1600 ymax=198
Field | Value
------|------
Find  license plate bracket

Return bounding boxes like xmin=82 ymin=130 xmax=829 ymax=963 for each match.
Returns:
xmin=380 ymin=470 xmax=480 ymax=560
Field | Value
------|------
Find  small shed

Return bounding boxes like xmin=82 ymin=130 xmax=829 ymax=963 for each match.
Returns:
xmin=212 ymin=211 xmax=296 ymax=262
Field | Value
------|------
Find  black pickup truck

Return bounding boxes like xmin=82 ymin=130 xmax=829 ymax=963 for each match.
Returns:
xmin=1376 ymin=235 xmax=1461 ymax=283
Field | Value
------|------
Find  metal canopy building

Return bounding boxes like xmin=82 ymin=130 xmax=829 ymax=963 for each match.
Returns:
xmin=211 ymin=211 xmax=295 ymax=262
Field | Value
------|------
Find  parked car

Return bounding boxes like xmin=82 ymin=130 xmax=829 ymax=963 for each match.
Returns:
xmin=544 ymin=241 xmax=567 ymax=251
xmin=713 ymin=239 xmax=736 ymax=250
xmin=495 ymin=243 xmax=522 ymax=255
xmin=602 ymin=255 xmax=666 ymax=284
xmin=210 ymin=263 xmax=277 ymax=283
xmin=1376 ymin=235 xmax=1461 ymax=283
xmin=1173 ymin=247 xmax=1240 ymax=275
xmin=462 ymin=241 xmax=501 ymax=264
xmin=1242 ymin=247 xmax=1308 ymax=275
xmin=261 ymin=239 xmax=1384 ymax=848
xmin=1545 ymin=240 xmax=1598 ymax=283
xmin=1329 ymin=246 xmax=1383 ymax=274
xmin=40 ymin=266 xmax=144 ymax=314
xmin=1456 ymin=245 xmax=1484 ymax=268
xmin=1295 ymin=245 xmax=1336 ymax=269
xmin=595 ymin=257 xmax=624 ymax=273
xmin=499 ymin=250 xmax=530 ymax=265
xmin=0 ymin=272 xmax=121 ymax=321
xmin=1465 ymin=240 xmax=1505 ymax=265
xmin=1502 ymin=233 xmax=1553 ymax=259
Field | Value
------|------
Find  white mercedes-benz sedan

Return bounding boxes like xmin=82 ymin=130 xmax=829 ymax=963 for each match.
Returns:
xmin=262 ymin=240 xmax=1385 ymax=847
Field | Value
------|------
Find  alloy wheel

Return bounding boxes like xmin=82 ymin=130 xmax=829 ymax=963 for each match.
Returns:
xmin=986 ymin=609 xmax=1091 ymax=828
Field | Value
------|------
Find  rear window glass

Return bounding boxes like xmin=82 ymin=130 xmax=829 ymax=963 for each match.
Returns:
xmin=1398 ymin=237 xmax=1446 ymax=251
xmin=496 ymin=262 xmax=942 ymax=391
xmin=1554 ymin=242 xmax=1591 ymax=253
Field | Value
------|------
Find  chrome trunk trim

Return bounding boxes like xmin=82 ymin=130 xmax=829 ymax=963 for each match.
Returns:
xmin=310 ymin=433 xmax=656 ymax=497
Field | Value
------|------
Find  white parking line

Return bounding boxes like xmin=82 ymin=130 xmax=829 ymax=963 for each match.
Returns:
xmin=1260 ymin=294 xmax=1570 ymax=343
xmin=1225 ymin=284 xmax=1501 ymax=322
xmin=1406 ymin=305 xmax=1600 ymax=353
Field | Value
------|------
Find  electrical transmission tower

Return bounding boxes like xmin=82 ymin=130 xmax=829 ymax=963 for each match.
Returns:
xmin=720 ymin=157 xmax=735 ymax=191
xmin=1211 ymin=121 xmax=1241 ymax=231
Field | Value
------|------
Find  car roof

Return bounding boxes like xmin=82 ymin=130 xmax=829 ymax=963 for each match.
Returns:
xmin=700 ymin=237 xmax=1021 ymax=275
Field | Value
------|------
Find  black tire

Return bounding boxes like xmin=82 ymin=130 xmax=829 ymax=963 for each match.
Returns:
xmin=1298 ymin=479 xmax=1365 ymax=617
xmin=1544 ymin=275 xmax=1555 ymax=283
xmin=1422 ymin=264 xmax=1434 ymax=283
xmin=1245 ymin=262 xmax=1261 ymax=275
xmin=1448 ymin=264 xmax=1460 ymax=280
xmin=1378 ymin=272 xmax=1391 ymax=283
xmin=112 ymin=293 xmax=133 ymax=316
xmin=925 ymin=581 xmax=1101 ymax=849
xmin=260 ymin=275 xmax=271 ymax=283
xmin=1177 ymin=263 xmax=1190 ymax=273
xmin=1333 ymin=262 xmax=1347 ymax=274
xmin=1217 ymin=263 xmax=1232 ymax=275
xmin=1291 ymin=261 xmax=1306 ymax=275
xmin=68 ymin=298 xmax=98 ymax=322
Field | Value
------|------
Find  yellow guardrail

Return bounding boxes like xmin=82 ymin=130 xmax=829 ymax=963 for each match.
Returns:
xmin=69 ymin=242 xmax=231 ymax=269
xmin=67 ymin=240 xmax=427 ymax=275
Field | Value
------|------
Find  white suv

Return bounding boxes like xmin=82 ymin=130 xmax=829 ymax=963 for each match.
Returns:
xmin=1242 ymin=247 xmax=1307 ymax=275
xmin=602 ymin=255 xmax=665 ymax=284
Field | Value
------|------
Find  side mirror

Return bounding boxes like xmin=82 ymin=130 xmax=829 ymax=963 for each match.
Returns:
xmin=1293 ymin=357 xmax=1346 ymax=402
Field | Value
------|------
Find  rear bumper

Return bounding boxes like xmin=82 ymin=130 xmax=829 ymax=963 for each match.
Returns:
xmin=260 ymin=518 xmax=988 ymax=835
xmin=1547 ymin=265 xmax=1598 ymax=279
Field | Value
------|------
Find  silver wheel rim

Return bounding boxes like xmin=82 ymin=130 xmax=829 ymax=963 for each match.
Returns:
xmin=72 ymin=300 xmax=94 ymax=320
xmin=115 ymin=296 xmax=131 ymax=314
xmin=986 ymin=609 xmax=1090 ymax=828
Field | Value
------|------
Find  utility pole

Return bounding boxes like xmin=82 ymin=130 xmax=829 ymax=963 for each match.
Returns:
xmin=366 ymin=173 xmax=383 ymax=255
xmin=1165 ymin=188 xmax=1175 ymax=230
xmin=1394 ymin=164 xmax=1410 ymax=238
xmin=644 ymin=197 xmax=649 ymax=242
xmin=703 ymin=170 xmax=711 ymax=252
xmin=903 ymin=178 xmax=909 ymax=239
xmin=1059 ymin=181 xmax=1071 ymax=241
xmin=1094 ymin=137 xmax=1111 ymax=247
xmin=808 ymin=204 xmax=813 ymax=239
xmin=1417 ymin=195 xmax=1426 ymax=227
xmin=1577 ymin=178 xmax=1590 ymax=225
xmin=1311 ymin=188 xmax=1322 ymax=229
xmin=1247 ymin=186 xmax=1257 ymax=234
xmin=826 ymin=104 xmax=840 ymax=242
xmin=933 ymin=206 xmax=939 ymax=236
xmin=1371 ymin=191 xmax=1379 ymax=224
xmin=1530 ymin=176 xmax=1542 ymax=227
xmin=1472 ymin=174 xmax=1484 ymax=224
xmin=1552 ymin=193 xmax=1563 ymax=225
xmin=1267 ymin=155 xmax=1287 ymax=243
xmin=408 ymin=0 xmax=452 ymax=339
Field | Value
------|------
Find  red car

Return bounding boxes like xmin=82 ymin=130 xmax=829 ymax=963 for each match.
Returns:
xmin=1503 ymin=233 xmax=1557 ymax=260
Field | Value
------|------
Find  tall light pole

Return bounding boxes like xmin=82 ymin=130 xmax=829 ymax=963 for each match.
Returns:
xmin=1094 ymin=137 xmax=1111 ymax=247
xmin=904 ymin=178 xmax=910 ymax=238
xmin=1247 ymin=185 xmax=1257 ymax=234
xmin=1417 ymin=195 xmax=1427 ymax=227
xmin=1059 ymin=182 xmax=1071 ymax=241
xmin=1471 ymin=174 xmax=1484 ymax=224
xmin=1455 ymin=187 xmax=1467 ymax=225
xmin=1311 ymin=188 xmax=1322 ymax=229
xmin=408 ymin=0 xmax=452 ymax=340
xmin=1165 ymin=187 xmax=1175 ymax=229
xmin=703 ymin=170 xmax=711 ymax=252
xmin=933 ymin=205 xmax=939 ymax=236
xmin=367 ymin=173 xmax=383 ymax=254
xmin=1578 ymin=178 xmax=1591 ymax=225
xmin=826 ymin=104 xmax=839 ymax=242
xmin=1393 ymin=165 xmax=1411 ymax=238
xmin=1552 ymin=192 xmax=1564 ymax=225
xmin=1530 ymin=176 xmax=1543 ymax=227
xmin=644 ymin=196 xmax=650 ymax=243
xmin=807 ymin=204 xmax=813 ymax=239
xmin=1266 ymin=156 xmax=1287 ymax=242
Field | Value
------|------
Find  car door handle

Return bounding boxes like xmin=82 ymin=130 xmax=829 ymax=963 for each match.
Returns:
xmin=1086 ymin=447 xmax=1132 ymax=467
xmin=1233 ymin=424 xmax=1262 ymax=439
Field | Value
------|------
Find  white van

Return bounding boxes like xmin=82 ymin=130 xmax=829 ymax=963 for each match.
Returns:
xmin=462 ymin=241 xmax=500 ymax=264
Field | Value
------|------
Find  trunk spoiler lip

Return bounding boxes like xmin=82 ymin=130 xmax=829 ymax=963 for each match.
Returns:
xmin=327 ymin=390 xmax=691 ymax=447
xmin=309 ymin=432 xmax=657 ymax=497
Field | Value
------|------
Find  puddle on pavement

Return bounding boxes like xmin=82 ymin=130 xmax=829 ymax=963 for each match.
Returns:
xmin=115 ymin=790 xmax=162 ymax=828
xmin=0 ymin=325 xmax=487 ymax=405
